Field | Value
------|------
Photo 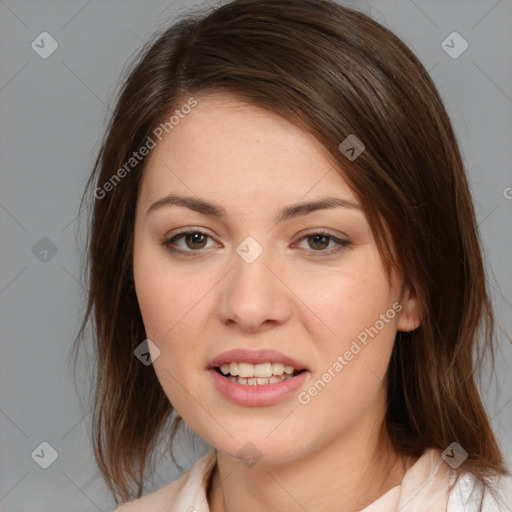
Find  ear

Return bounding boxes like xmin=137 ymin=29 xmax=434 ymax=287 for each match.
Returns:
xmin=396 ymin=280 xmax=421 ymax=332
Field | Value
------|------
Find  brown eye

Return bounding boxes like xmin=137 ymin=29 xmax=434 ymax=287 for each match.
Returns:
xmin=306 ymin=234 xmax=330 ymax=250
xmin=163 ymin=230 xmax=216 ymax=254
xmin=184 ymin=232 xmax=208 ymax=250
xmin=295 ymin=231 xmax=351 ymax=259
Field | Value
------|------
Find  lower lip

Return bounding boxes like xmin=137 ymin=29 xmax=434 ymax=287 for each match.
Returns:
xmin=208 ymin=369 xmax=309 ymax=406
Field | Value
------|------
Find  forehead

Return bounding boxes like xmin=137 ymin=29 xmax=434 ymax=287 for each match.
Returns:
xmin=139 ymin=92 xmax=357 ymax=207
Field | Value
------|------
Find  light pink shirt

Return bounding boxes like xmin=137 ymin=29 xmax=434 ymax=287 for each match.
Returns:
xmin=114 ymin=447 xmax=511 ymax=511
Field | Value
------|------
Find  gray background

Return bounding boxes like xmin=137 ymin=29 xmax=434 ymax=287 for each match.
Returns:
xmin=1 ymin=0 xmax=511 ymax=510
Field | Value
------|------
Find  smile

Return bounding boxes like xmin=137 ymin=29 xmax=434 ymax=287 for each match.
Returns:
xmin=210 ymin=366 xmax=308 ymax=406
xmin=215 ymin=361 xmax=302 ymax=385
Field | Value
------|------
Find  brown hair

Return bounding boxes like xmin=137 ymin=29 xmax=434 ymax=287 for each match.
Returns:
xmin=71 ymin=0 xmax=507 ymax=505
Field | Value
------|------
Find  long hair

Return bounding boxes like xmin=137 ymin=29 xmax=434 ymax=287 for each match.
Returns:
xmin=71 ymin=0 xmax=507 ymax=504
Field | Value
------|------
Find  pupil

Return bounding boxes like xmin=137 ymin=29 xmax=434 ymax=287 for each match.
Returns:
xmin=187 ymin=233 xmax=206 ymax=249
xmin=310 ymin=235 xmax=328 ymax=250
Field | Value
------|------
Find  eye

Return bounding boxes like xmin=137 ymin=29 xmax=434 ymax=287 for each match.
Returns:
xmin=161 ymin=228 xmax=350 ymax=259
xmin=294 ymin=231 xmax=350 ymax=258
xmin=162 ymin=230 xmax=217 ymax=254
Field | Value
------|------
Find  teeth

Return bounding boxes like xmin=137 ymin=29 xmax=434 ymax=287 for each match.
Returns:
xmin=226 ymin=374 xmax=294 ymax=385
xmin=218 ymin=362 xmax=297 ymax=378
xmin=272 ymin=363 xmax=285 ymax=376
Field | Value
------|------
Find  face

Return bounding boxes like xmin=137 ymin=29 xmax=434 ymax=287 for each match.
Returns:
xmin=133 ymin=92 xmax=419 ymax=463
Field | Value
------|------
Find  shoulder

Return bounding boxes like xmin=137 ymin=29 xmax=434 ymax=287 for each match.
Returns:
xmin=112 ymin=449 xmax=217 ymax=512
xmin=396 ymin=447 xmax=511 ymax=512
xmin=112 ymin=475 xmax=185 ymax=512
xmin=447 ymin=470 xmax=512 ymax=512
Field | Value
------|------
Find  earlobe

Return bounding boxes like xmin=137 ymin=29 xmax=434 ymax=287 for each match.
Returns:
xmin=396 ymin=281 xmax=421 ymax=332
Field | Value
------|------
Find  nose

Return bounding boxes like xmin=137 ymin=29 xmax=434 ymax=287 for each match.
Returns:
xmin=217 ymin=240 xmax=292 ymax=332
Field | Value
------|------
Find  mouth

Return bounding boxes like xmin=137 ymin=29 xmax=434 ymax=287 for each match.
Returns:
xmin=214 ymin=362 xmax=307 ymax=386
xmin=209 ymin=362 xmax=309 ymax=406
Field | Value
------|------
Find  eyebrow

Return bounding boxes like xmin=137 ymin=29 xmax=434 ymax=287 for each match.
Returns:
xmin=147 ymin=193 xmax=362 ymax=223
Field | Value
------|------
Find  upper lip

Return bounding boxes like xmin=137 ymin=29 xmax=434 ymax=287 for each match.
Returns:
xmin=209 ymin=348 xmax=309 ymax=371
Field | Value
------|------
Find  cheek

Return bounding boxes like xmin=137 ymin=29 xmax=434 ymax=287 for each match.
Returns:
xmin=133 ymin=244 xmax=215 ymax=381
xmin=297 ymin=269 xmax=398 ymax=425
xmin=295 ymin=251 xmax=397 ymax=347
xmin=292 ymin=249 xmax=399 ymax=411
xmin=134 ymin=241 xmax=196 ymax=338
xmin=133 ymin=249 xmax=207 ymax=411
xmin=133 ymin=267 xmax=176 ymax=341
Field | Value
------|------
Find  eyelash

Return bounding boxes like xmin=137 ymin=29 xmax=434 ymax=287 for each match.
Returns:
xmin=161 ymin=229 xmax=350 ymax=259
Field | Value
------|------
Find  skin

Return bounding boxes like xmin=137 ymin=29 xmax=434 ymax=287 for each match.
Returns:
xmin=133 ymin=91 xmax=421 ymax=512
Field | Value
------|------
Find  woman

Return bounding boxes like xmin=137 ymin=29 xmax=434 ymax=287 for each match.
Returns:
xmin=73 ymin=0 xmax=511 ymax=510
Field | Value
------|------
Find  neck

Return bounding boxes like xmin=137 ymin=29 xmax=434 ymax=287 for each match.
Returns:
xmin=207 ymin=422 xmax=414 ymax=512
